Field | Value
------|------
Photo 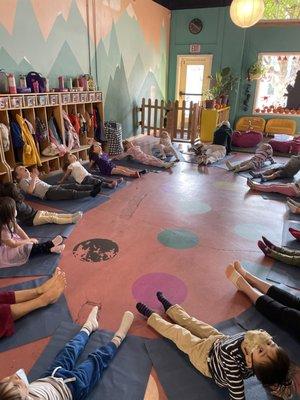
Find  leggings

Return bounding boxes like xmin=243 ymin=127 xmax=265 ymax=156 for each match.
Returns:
xmin=30 ymin=240 xmax=54 ymax=257
xmin=255 ymin=286 xmax=300 ymax=340
xmin=0 ymin=292 xmax=15 ymax=338
xmin=82 ymin=174 xmax=114 ymax=188
xmin=251 ymin=182 xmax=300 ymax=197
xmin=267 ymin=245 xmax=300 ymax=267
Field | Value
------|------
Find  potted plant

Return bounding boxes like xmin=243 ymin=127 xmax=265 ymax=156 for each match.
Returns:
xmin=202 ymin=86 xmax=221 ymax=109
xmin=248 ymin=61 xmax=266 ymax=81
xmin=209 ymin=67 xmax=239 ymax=106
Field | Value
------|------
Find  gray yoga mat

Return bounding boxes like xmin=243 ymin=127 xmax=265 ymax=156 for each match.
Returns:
xmin=242 ymin=260 xmax=272 ymax=281
xmin=25 ymin=193 xmax=110 ymax=214
xmin=267 ymin=260 xmax=300 ymax=289
xmin=0 ymin=277 xmax=71 ymax=352
xmin=282 ymin=220 xmax=300 ymax=250
xmin=0 ymin=252 xmax=61 ymax=278
xmin=29 ymin=321 xmax=152 ymax=400
xmin=261 ymin=192 xmax=288 ymax=202
xmin=238 ymin=163 xmax=283 ymax=179
xmin=22 ymin=221 xmax=75 ymax=239
xmin=145 ymin=317 xmax=272 ymax=400
xmin=114 ymin=157 xmax=164 ymax=173
xmin=236 ymin=306 xmax=300 ymax=363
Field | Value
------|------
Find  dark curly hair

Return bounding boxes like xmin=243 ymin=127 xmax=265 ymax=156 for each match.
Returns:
xmin=0 ymin=182 xmax=24 ymax=203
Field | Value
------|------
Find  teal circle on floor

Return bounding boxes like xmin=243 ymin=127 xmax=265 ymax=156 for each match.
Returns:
xmin=177 ymin=200 xmax=211 ymax=215
xmin=233 ymin=223 xmax=266 ymax=241
xmin=158 ymin=228 xmax=199 ymax=249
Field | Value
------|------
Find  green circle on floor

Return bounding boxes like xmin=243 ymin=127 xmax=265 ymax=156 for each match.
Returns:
xmin=158 ymin=228 xmax=199 ymax=249
xmin=177 ymin=200 xmax=211 ymax=215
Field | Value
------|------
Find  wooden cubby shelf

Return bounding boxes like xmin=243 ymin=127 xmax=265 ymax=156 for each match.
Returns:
xmin=0 ymin=91 xmax=104 ymax=181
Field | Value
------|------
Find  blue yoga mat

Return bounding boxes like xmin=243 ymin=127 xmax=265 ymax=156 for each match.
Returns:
xmin=267 ymin=260 xmax=300 ymax=289
xmin=22 ymin=221 xmax=75 ymax=239
xmin=114 ymin=157 xmax=164 ymax=173
xmin=0 ymin=252 xmax=61 ymax=278
xmin=282 ymin=220 xmax=300 ymax=250
xmin=0 ymin=277 xmax=71 ymax=352
xmin=242 ymin=260 xmax=272 ymax=281
xmin=29 ymin=321 xmax=152 ymax=400
xmin=145 ymin=317 xmax=271 ymax=400
xmin=25 ymin=194 xmax=110 ymax=214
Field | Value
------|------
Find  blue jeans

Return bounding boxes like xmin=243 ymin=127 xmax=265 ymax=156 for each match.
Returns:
xmin=42 ymin=331 xmax=117 ymax=400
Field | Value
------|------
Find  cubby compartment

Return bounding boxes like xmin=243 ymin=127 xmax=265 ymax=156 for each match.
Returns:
xmin=0 ymin=91 xmax=103 ymax=183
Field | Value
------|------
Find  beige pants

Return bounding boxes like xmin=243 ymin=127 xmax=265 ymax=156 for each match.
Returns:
xmin=148 ymin=305 xmax=225 ymax=377
xmin=33 ymin=210 xmax=74 ymax=225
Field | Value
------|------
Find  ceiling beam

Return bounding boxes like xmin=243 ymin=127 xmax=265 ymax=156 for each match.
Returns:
xmin=153 ymin=0 xmax=232 ymax=10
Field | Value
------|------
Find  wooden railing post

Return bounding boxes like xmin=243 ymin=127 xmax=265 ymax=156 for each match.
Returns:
xmin=141 ymin=98 xmax=145 ymax=135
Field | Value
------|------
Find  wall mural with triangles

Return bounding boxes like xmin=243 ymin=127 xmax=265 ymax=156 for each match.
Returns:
xmin=0 ymin=0 xmax=170 ymax=137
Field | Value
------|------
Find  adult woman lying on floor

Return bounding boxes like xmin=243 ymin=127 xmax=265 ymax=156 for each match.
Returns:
xmin=0 ymin=307 xmax=134 ymax=400
xmin=226 ymin=261 xmax=299 ymax=399
xmin=247 ymin=178 xmax=300 ymax=197
xmin=0 ymin=182 xmax=82 ymax=226
xmin=0 ymin=268 xmax=66 ymax=339
xmin=0 ymin=197 xmax=65 ymax=269
xmin=258 ymin=236 xmax=300 ymax=267
xmin=136 ymin=290 xmax=292 ymax=400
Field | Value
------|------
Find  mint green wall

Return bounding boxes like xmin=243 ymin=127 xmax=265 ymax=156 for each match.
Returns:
xmin=169 ymin=8 xmax=300 ymax=131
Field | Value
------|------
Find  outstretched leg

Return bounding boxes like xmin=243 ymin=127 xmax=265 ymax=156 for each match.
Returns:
xmin=247 ymin=179 xmax=299 ymax=196
xmin=64 ymin=312 xmax=134 ymax=400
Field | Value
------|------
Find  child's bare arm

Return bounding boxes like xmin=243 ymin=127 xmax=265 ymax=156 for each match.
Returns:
xmin=59 ymin=169 xmax=72 ymax=184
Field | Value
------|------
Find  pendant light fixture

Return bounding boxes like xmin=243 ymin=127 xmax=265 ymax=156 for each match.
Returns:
xmin=230 ymin=0 xmax=265 ymax=28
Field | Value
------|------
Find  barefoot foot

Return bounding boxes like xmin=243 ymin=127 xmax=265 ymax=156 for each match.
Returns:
xmin=40 ymin=273 xmax=66 ymax=305
xmin=36 ymin=268 xmax=63 ymax=295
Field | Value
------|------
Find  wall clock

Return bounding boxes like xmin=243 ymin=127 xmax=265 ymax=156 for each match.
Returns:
xmin=189 ymin=18 xmax=203 ymax=35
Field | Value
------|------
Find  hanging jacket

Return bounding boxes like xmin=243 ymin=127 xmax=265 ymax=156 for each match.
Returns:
xmin=15 ymin=114 xmax=41 ymax=166
xmin=62 ymin=111 xmax=80 ymax=151
xmin=0 ymin=123 xmax=10 ymax=151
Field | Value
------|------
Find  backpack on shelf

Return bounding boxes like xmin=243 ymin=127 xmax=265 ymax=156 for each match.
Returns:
xmin=0 ymin=123 xmax=10 ymax=151
xmin=105 ymin=121 xmax=123 ymax=155
xmin=0 ymin=69 xmax=8 ymax=93
xmin=26 ymin=71 xmax=46 ymax=93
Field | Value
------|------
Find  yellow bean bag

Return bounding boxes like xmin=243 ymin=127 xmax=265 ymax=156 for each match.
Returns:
xmin=265 ymin=118 xmax=296 ymax=136
xmin=235 ymin=117 xmax=266 ymax=133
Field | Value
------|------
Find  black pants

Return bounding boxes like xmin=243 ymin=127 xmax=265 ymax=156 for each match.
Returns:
xmin=82 ymin=175 xmax=113 ymax=188
xmin=255 ymin=286 xmax=300 ymax=340
xmin=30 ymin=240 xmax=54 ymax=256
xmin=45 ymin=184 xmax=93 ymax=200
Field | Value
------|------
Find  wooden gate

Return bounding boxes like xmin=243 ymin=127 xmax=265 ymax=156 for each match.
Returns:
xmin=139 ymin=98 xmax=201 ymax=143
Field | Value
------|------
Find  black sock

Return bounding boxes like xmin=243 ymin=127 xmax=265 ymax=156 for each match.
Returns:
xmin=90 ymin=182 xmax=102 ymax=197
xmin=139 ymin=169 xmax=148 ymax=175
xmin=156 ymin=292 xmax=173 ymax=311
xmin=136 ymin=302 xmax=153 ymax=318
xmin=249 ymin=171 xmax=260 ymax=178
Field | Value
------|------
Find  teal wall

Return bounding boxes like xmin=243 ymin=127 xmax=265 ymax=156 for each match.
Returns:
xmin=169 ymin=7 xmax=300 ymax=131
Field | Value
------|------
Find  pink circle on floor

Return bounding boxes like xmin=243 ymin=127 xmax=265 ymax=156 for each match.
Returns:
xmin=132 ymin=273 xmax=187 ymax=308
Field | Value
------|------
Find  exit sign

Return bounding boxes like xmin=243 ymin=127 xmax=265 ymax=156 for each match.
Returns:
xmin=190 ymin=44 xmax=201 ymax=54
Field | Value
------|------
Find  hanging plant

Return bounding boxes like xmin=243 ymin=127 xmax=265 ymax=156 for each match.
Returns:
xmin=248 ymin=61 xmax=266 ymax=81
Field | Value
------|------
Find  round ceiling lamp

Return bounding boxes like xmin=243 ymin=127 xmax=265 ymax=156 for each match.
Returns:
xmin=230 ymin=0 xmax=265 ymax=28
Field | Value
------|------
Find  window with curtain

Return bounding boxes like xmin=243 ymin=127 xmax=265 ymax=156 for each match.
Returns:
xmin=253 ymin=53 xmax=300 ymax=115
xmin=263 ymin=0 xmax=300 ymax=20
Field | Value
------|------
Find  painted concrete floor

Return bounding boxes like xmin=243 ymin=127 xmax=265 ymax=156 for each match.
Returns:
xmin=0 ymin=137 xmax=292 ymax=399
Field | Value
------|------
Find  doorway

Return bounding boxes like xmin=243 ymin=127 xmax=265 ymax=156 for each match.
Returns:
xmin=176 ymin=55 xmax=213 ymax=106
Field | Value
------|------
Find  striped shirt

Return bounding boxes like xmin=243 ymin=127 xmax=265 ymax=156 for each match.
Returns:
xmin=28 ymin=375 xmax=73 ymax=399
xmin=208 ymin=333 xmax=253 ymax=400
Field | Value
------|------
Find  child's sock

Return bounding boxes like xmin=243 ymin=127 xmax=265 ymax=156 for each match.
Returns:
xmin=257 ymin=240 xmax=270 ymax=256
xmin=261 ymin=236 xmax=276 ymax=250
xmin=72 ymin=211 xmax=83 ymax=224
xmin=136 ymin=302 xmax=154 ymax=318
xmin=112 ymin=311 xmax=134 ymax=347
xmin=156 ymin=292 xmax=173 ymax=311
xmin=90 ymin=183 xmax=102 ymax=197
xmin=82 ymin=306 xmax=99 ymax=334
xmin=226 ymin=160 xmax=234 ymax=171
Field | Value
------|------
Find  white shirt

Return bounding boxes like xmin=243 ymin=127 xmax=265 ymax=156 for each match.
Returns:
xmin=68 ymin=161 xmax=90 ymax=184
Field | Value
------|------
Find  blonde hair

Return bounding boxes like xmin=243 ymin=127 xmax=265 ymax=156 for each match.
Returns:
xmin=0 ymin=381 xmax=23 ymax=400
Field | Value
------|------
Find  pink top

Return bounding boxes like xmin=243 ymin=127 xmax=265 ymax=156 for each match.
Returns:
xmin=0 ymin=226 xmax=32 ymax=268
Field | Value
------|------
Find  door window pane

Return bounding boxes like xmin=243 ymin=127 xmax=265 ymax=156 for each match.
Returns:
xmin=185 ymin=64 xmax=204 ymax=104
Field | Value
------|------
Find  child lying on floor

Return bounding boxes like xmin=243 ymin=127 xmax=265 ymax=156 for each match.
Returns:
xmin=136 ymin=292 xmax=291 ymax=400
xmin=0 ymin=307 xmax=134 ymax=400
xmin=0 ymin=182 xmax=82 ymax=226
xmin=226 ymin=143 xmax=275 ymax=173
xmin=14 ymin=166 xmax=101 ymax=200
xmin=191 ymin=139 xmax=226 ymax=165
xmin=153 ymin=130 xmax=180 ymax=162
xmin=0 ymin=197 xmax=65 ymax=268
xmin=0 ymin=268 xmax=66 ymax=339
xmin=247 ymin=178 xmax=300 ymax=197
xmin=60 ymin=153 xmax=121 ymax=189
xmin=89 ymin=142 xmax=141 ymax=178
xmin=249 ymin=155 xmax=300 ymax=182
xmin=114 ymin=140 xmax=174 ymax=168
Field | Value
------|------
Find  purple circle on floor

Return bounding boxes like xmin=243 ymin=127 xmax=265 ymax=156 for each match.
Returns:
xmin=132 ymin=273 xmax=187 ymax=308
